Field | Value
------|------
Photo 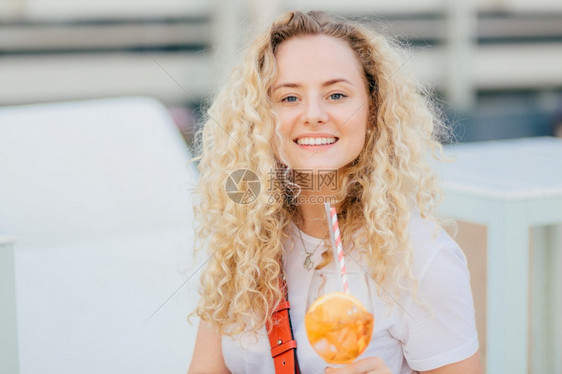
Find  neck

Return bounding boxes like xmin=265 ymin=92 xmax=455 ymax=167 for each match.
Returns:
xmin=296 ymin=185 xmax=340 ymax=239
xmin=290 ymin=169 xmax=344 ymax=238
xmin=298 ymin=202 xmax=329 ymax=238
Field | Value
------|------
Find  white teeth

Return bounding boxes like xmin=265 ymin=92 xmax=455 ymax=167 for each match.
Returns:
xmin=296 ymin=137 xmax=336 ymax=145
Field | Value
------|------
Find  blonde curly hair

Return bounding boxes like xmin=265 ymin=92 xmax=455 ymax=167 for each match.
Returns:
xmin=193 ymin=10 xmax=447 ymax=336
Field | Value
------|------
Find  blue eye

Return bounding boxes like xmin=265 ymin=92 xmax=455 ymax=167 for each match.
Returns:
xmin=283 ymin=96 xmax=298 ymax=103
xmin=330 ymin=93 xmax=345 ymax=100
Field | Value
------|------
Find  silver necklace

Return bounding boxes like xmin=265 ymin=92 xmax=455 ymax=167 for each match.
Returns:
xmin=297 ymin=228 xmax=324 ymax=271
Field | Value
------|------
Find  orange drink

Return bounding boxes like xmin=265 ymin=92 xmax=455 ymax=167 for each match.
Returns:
xmin=305 ymin=291 xmax=374 ymax=364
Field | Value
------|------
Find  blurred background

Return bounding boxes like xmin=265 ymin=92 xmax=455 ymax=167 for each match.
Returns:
xmin=2 ymin=0 xmax=562 ymax=373
xmin=2 ymin=0 xmax=562 ymax=146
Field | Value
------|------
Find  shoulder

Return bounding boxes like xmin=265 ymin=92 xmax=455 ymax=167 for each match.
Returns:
xmin=407 ymin=211 xmax=467 ymax=281
xmin=400 ymin=211 xmax=479 ymax=371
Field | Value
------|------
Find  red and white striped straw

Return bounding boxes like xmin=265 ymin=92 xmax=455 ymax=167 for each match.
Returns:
xmin=324 ymin=203 xmax=349 ymax=294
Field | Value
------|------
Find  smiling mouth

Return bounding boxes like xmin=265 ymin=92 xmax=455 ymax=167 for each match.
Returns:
xmin=295 ymin=137 xmax=338 ymax=146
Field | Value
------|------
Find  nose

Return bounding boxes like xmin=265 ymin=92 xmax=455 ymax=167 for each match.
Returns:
xmin=303 ymin=96 xmax=328 ymax=125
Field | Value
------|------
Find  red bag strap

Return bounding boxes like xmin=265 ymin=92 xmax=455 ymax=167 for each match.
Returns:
xmin=266 ymin=277 xmax=300 ymax=374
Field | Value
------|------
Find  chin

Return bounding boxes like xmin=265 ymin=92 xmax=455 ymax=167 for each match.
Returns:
xmin=290 ymin=165 xmax=340 ymax=173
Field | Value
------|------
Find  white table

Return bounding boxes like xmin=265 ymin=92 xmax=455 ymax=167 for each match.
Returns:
xmin=0 ymin=235 xmax=19 ymax=374
xmin=0 ymin=97 xmax=199 ymax=374
xmin=435 ymin=137 xmax=562 ymax=374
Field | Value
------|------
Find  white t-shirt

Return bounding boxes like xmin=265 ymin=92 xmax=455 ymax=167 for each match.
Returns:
xmin=222 ymin=213 xmax=479 ymax=373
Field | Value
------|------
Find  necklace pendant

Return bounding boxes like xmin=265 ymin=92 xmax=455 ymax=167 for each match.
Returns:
xmin=303 ymin=254 xmax=314 ymax=271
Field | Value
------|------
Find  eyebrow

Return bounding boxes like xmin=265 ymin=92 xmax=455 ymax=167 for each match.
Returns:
xmin=273 ymin=78 xmax=353 ymax=92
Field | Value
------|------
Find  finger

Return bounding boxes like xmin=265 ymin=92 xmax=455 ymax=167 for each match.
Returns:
xmin=351 ymin=357 xmax=390 ymax=373
xmin=325 ymin=367 xmax=346 ymax=374
xmin=325 ymin=365 xmax=359 ymax=374
xmin=325 ymin=357 xmax=391 ymax=374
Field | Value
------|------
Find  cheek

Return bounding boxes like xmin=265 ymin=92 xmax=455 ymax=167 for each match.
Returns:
xmin=275 ymin=110 xmax=292 ymax=133
xmin=351 ymin=113 xmax=369 ymax=155
xmin=359 ymin=108 xmax=370 ymax=136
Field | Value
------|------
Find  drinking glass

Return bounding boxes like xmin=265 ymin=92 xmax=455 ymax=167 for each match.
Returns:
xmin=304 ymin=270 xmax=374 ymax=365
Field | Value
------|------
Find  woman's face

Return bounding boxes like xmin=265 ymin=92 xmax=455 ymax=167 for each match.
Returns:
xmin=271 ymin=34 xmax=370 ymax=173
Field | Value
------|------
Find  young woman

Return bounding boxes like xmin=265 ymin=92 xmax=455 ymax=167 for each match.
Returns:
xmin=188 ymin=10 xmax=482 ymax=374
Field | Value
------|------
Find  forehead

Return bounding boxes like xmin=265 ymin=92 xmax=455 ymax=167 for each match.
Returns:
xmin=273 ymin=34 xmax=365 ymax=84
